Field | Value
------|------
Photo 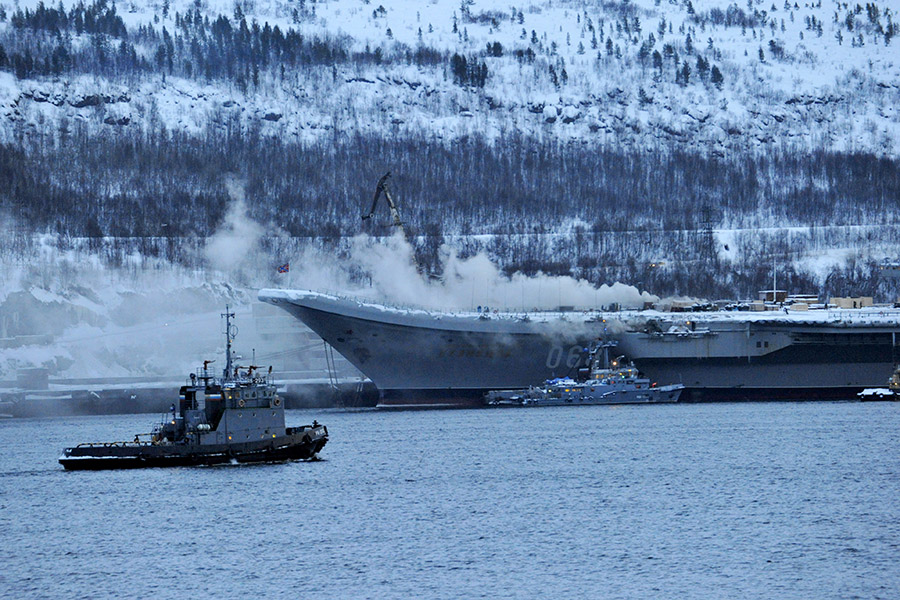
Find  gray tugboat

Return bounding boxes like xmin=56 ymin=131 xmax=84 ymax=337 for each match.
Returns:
xmin=59 ymin=307 xmax=328 ymax=470
xmin=486 ymin=341 xmax=684 ymax=407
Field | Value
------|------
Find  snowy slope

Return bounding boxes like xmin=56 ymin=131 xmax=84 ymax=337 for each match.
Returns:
xmin=1 ymin=0 xmax=898 ymax=155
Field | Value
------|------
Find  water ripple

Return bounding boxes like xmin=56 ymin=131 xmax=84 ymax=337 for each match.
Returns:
xmin=1 ymin=403 xmax=898 ymax=599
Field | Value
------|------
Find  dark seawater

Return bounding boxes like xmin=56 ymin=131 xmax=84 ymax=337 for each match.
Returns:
xmin=1 ymin=402 xmax=899 ymax=600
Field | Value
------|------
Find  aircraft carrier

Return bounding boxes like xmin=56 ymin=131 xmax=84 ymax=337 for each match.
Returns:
xmin=259 ymin=289 xmax=900 ymax=407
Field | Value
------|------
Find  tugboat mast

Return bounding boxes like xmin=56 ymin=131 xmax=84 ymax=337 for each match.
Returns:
xmin=222 ymin=305 xmax=236 ymax=381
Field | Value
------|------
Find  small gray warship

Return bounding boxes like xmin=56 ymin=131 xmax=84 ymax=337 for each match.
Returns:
xmin=59 ymin=307 xmax=327 ymax=470
xmin=486 ymin=341 xmax=684 ymax=407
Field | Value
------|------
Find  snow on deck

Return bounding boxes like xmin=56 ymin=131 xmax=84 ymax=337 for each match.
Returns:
xmin=259 ymin=288 xmax=900 ymax=326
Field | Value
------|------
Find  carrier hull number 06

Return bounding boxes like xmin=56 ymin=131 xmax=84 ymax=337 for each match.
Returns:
xmin=546 ymin=344 xmax=584 ymax=369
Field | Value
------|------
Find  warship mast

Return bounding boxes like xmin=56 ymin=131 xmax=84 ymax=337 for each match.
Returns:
xmin=222 ymin=305 xmax=236 ymax=380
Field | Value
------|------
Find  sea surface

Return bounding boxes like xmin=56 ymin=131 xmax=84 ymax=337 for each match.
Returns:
xmin=1 ymin=402 xmax=899 ymax=600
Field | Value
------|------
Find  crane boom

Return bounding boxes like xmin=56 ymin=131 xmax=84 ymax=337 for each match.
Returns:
xmin=362 ymin=171 xmax=405 ymax=233
xmin=361 ymin=171 xmax=435 ymax=277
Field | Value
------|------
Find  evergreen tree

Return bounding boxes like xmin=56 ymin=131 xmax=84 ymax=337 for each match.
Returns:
xmin=696 ymin=54 xmax=709 ymax=80
xmin=638 ymin=41 xmax=651 ymax=66
xmin=680 ymin=61 xmax=691 ymax=85
xmin=450 ymin=52 xmax=467 ymax=84
xmin=638 ymin=87 xmax=653 ymax=105
xmin=710 ymin=64 xmax=724 ymax=89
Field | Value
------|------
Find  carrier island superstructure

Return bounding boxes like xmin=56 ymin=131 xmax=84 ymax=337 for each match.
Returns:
xmin=259 ymin=289 xmax=900 ymax=408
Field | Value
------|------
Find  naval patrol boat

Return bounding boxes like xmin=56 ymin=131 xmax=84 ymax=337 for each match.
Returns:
xmin=486 ymin=341 xmax=684 ymax=406
xmin=59 ymin=308 xmax=328 ymax=470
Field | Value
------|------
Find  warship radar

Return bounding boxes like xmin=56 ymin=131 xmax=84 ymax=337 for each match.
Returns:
xmin=59 ymin=307 xmax=328 ymax=470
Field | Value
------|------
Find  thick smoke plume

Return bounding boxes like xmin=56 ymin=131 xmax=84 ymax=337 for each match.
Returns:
xmin=0 ymin=203 xmax=655 ymax=384
xmin=0 ymin=211 xmax=252 ymax=382
xmin=204 ymin=177 xmax=267 ymax=277
xmin=285 ymin=232 xmax=657 ymax=310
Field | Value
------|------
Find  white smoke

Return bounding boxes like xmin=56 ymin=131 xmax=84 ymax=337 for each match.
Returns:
xmin=0 ymin=209 xmax=251 ymax=381
xmin=203 ymin=177 xmax=266 ymax=274
xmin=0 ymin=203 xmax=656 ymax=384
xmin=286 ymin=231 xmax=658 ymax=310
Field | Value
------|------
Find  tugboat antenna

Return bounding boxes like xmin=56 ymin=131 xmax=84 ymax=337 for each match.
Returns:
xmin=222 ymin=305 xmax=236 ymax=380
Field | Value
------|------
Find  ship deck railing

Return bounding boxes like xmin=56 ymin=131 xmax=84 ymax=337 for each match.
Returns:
xmin=74 ymin=440 xmax=156 ymax=448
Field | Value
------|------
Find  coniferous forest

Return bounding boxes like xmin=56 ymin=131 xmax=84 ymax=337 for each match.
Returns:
xmin=3 ymin=127 xmax=898 ymax=300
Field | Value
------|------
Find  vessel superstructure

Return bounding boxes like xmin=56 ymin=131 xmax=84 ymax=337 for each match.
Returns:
xmin=259 ymin=289 xmax=900 ymax=407
xmin=486 ymin=340 xmax=684 ymax=406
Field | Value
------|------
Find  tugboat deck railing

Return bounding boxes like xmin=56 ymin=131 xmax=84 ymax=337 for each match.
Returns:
xmin=75 ymin=441 xmax=155 ymax=448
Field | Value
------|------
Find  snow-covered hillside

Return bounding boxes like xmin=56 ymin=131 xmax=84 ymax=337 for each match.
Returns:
xmin=1 ymin=0 xmax=898 ymax=155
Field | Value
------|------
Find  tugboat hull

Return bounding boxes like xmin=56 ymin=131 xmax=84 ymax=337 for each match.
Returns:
xmin=60 ymin=426 xmax=327 ymax=470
